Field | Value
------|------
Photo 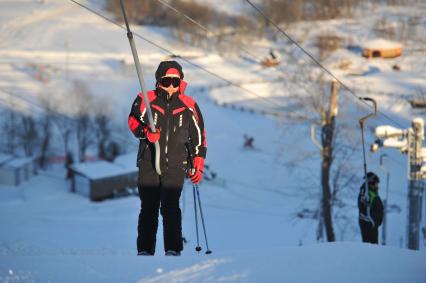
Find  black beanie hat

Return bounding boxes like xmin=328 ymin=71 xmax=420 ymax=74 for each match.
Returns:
xmin=155 ymin=60 xmax=184 ymax=82
xmin=365 ymin=172 xmax=380 ymax=184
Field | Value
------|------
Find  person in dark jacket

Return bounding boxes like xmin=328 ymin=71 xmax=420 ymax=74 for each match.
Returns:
xmin=358 ymin=172 xmax=384 ymax=244
xmin=128 ymin=61 xmax=207 ymax=256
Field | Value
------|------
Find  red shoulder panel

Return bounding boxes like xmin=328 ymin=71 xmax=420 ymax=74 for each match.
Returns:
xmin=138 ymin=90 xmax=157 ymax=114
xmin=178 ymin=94 xmax=199 ymax=122
xmin=138 ymin=90 xmax=157 ymax=102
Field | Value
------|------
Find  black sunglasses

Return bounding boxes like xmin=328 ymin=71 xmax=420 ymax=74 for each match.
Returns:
xmin=160 ymin=77 xmax=180 ymax=88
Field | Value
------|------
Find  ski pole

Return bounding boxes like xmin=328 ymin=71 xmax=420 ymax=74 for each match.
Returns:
xmin=119 ymin=0 xmax=161 ymax=175
xmin=181 ymin=185 xmax=188 ymax=244
xmin=380 ymin=154 xmax=389 ymax=245
xmin=193 ymin=184 xmax=202 ymax=252
xmin=195 ymin=185 xmax=212 ymax=254
xmin=186 ymin=143 xmax=208 ymax=253
xmin=359 ymin=97 xmax=377 ymax=223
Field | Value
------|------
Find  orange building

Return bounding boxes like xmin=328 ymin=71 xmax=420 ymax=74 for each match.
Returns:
xmin=362 ymin=39 xmax=403 ymax=58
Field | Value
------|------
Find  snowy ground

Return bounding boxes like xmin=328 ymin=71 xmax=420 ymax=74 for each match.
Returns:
xmin=0 ymin=119 xmax=425 ymax=282
xmin=1 ymin=0 xmax=426 ymax=282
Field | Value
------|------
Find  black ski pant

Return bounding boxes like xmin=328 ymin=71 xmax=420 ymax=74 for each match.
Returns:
xmin=137 ymin=161 xmax=185 ymax=254
xmin=359 ymin=219 xmax=379 ymax=244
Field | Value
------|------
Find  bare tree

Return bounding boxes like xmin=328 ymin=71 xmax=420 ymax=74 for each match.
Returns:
xmin=53 ymin=113 xmax=74 ymax=156
xmin=76 ymin=113 xmax=92 ymax=162
xmin=1 ymin=108 xmax=18 ymax=154
xmin=0 ymin=93 xmax=24 ymax=155
xmin=316 ymin=81 xmax=339 ymax=241
xmin=316 ymin=34 xmax=343 ymax=61
xmin=19 ymin=114 xmax=38 ymax=157
xmin=278 ymin=64 xmax=361 ymax=242
xmin=92 ymin=100 xmax=112 ymax=160
xmin=262 ymin=0 xmax=304 ymax=24
xmin=70 ymin=80 xmax=94 ymax=162
xmin=38 ymin=92 xmax=55 ymax=169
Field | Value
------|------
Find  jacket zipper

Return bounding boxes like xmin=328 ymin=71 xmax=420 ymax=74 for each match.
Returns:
xmin=165 ymin=101 xmax=170 ymax=170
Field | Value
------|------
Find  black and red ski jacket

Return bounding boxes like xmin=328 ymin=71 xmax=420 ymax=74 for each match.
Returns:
xmin=128 ymin=82 xmax=207 ymax=172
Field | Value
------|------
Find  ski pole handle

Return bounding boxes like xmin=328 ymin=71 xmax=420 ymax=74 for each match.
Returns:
xmin=186 ymin=142 xmax=196 ymax=174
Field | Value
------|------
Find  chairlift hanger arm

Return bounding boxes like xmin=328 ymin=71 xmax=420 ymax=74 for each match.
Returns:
xmin=359 ymin=97 xmax=377 ymax=127
xmin=119 ymin=0 xmax=161 ymax=175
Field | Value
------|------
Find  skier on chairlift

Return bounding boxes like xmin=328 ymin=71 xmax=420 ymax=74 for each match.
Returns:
xmin=358 ymin=172 xmax=384 ymax=244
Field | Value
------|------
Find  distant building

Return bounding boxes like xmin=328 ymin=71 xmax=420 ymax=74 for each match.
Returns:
xmin=0 ymin=154 xmax=37 ymax=186
xmin=409 ymin=99 xmax=426 ymax=109
xmin=70 ymin=153 xmax=138 ymax=201
xmin=362 ymin=39 xmax=403 ymax=58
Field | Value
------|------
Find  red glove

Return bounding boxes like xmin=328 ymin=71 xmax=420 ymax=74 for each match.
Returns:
xmin=189 ymin=157 xmax=204 ymax=185
xmin=143 ymin=126 xmax=160 ymax=143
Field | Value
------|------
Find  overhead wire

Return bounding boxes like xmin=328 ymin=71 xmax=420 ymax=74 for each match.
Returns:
xmin=2 ymin=3 xmax=415 ymax=218
xmin=154 ymin=0 xmax=211 ymax=36
xmin=71 ymin=0 xmax=405 ymax=128
xmin=154 ymin=0 xmax=265 ymax=63
xmin=153 ymin=0 xmax=321 ymax=77
xmin=155 ymin=0 xmax=407 ymax=131
xmin=4 ymin=0 xmax=409 ymax=135
xmin=46 ymin=2 xmax=413 ymax=193
xmin=68 ymin=0 xmax=292 ymax=116
xmin=158 ymin=0 xmax=308 ymax=91
xmin=154 ymin=0 xmax=328 ymax=113
xmin=244 ymin=0 xmax=405 ymax=129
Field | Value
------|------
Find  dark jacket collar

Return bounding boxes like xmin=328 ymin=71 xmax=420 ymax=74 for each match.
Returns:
xmin=156 ymin=87 xmax=180 ymax=101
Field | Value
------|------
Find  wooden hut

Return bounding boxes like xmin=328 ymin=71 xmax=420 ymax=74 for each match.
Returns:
xmin=70 ymin=156 xmax=137 ymax=201
xmin=362 ymin=39 xmax=403 ymax=58
xmin=0 ymin=154 xmax=37 ymax=186
xmin=409 ymin=99 xmax=426 ymax=109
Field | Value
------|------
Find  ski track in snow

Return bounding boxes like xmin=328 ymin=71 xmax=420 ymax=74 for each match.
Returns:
xmin=0 ymin=2 xmax=73 ymax=49
xmin=138 ymin=259 xmax=234 ymax=283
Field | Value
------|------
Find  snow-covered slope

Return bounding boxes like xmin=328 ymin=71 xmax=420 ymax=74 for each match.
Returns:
xmin=0 ymin=165 xmax=425 ymax=282
xmin=0 ymin=0 xmax=425 ymax=282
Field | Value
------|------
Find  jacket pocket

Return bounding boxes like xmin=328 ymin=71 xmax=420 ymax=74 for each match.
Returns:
xmin=137 ymin=141 xmax=149 ymax=166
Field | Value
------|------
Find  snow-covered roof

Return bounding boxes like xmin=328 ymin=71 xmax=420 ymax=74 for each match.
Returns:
xmin=71 ymin=160 xmax=136 ymax=180
xmin=363 ymin=38 xmax=403 ymax=50
xmin=0 ymin=154 xmax=13 ymax=164
xmin=0 ymin=153 xmax=34 ymax=169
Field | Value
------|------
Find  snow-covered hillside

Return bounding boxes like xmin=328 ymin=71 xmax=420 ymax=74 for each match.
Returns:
xmin=0 ymin=160 xmax=425 ymax=282
xmin=0 ymin=0 xmax=425 ymax=282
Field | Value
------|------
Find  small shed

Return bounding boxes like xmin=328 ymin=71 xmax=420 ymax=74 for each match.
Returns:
xmin=0 ymin=154 xmax=37 ymax=186
xmin=409 ymin=99 xmax=426 ymax=109
xmin=362 ymin=39 xmax=403 ymax=58
xmin=70 ymin=157 xmax=138 ymax=201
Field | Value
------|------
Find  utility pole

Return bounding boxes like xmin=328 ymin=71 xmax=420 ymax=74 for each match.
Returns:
xmin=407 ymin=118 xmax=424 ymax=250
xmin=372 ymin=118 xmax=425 ymax=250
